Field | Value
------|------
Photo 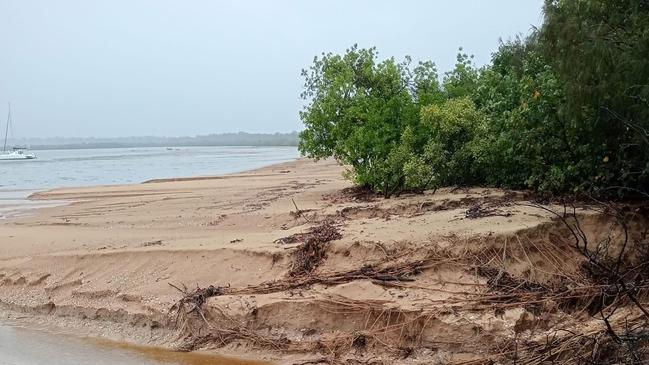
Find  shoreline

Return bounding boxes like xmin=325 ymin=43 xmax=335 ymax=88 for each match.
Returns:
xmin=0 ymin=146 xmax=299 ymax=221
xmin=0 ymin=315 xmax=273 ymax=365
xmin=0 ymin=157 xmax=625 ymax=364
xmin=0 ymin=158 xmax=345 ymax=364
xmin=2 ymin=153 xmax=302 ymax=221
xmin=0 ymin=188 xmax=67 ymax=220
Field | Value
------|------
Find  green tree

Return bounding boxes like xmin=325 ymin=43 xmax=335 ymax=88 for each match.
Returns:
xmin=474 ymin=36 xmax=578 ymax=192
xmin=419 ymin=97 xmax=485 ymax=187
xmin=299 ymin=0 xmax=649 ymax=199
xmin=298 ymin=45 xmax=441 ymax=197
xmin=540 ymin=0 xmax=649 ymax=196
xmin=443 ymin=48 xmax=480 ymax=99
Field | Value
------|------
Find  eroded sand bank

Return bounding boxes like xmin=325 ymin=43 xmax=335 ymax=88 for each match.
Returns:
xmin=0 ymin=158 xmax=645 ymax=364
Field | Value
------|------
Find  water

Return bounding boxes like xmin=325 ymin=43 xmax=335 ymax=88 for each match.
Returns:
xmin=0 ymin=146 xmax=299 ymax=218
xmin=0 ymin=325 xmax=271 ymax=365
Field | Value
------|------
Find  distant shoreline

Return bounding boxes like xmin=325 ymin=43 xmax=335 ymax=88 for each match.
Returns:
xmin=27 ymin=142 xmax=299 ymax=150
xmin=8 ymin=132 xmax=300 ymax=150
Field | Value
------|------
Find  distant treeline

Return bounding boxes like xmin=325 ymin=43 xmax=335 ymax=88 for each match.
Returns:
xmin=11 ymin=132 xmax=299 ymax=150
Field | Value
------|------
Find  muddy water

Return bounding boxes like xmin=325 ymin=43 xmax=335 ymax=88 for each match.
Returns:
xmin=0 ymin=325 xmax=272 ymax=365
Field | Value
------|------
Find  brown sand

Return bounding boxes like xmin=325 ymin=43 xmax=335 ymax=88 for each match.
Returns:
xmin=0 ymin=158 xmax=640 ymax=364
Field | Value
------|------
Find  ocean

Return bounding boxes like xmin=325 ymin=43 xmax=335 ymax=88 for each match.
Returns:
xmin=0 ymin=146 xmax=299 ymax=219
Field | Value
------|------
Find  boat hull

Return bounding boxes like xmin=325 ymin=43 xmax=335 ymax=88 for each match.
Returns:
xmin=0 ymin=152 xmax=36 ymax=160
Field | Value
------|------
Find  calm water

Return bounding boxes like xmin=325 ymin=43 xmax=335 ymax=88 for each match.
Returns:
xmin=0 ymin=325 xmax=272 ymax=365
xmin=0 ymin=146 xmax=298 ymax=218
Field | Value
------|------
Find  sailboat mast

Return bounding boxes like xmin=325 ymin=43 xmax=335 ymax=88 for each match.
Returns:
xmin=3 ymin=103 xmax=10 ymax=153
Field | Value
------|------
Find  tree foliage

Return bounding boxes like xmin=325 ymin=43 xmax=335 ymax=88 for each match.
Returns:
xmin=475 ymin=36 xmax=576 ymax=192
xmin=442 ymin=49 xmax=480 ymax=100
xmin=299 ymin=2 xmax=649 ymax=198
xmin=540 ymin=0 xmax=649 ymax=196
xmin=298 ymin=45 xmax=442 ymax=196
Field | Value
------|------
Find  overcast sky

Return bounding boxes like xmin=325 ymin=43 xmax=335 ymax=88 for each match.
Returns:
xmin=0 ymin=1 xmax=543 ymax=138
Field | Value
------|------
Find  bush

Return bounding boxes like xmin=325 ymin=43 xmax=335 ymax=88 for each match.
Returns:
xmin=298 ymin=45 xmax=441 ymax=197
xmin=474 ymin=36 xmax=578 ymax=193
xmin=299 ymin=1 xmax=649 ymax=199
xmin=540 ymin=0 xmax=649 ymax=197
xmin=417 ymin=97 xmax=485 ymax=188
xmin=471 ymin=0 xmax=649 ymax=197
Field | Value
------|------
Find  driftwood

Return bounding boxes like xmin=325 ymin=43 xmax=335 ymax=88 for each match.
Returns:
xmin=464 ymin=203 xmax=512 ymax=219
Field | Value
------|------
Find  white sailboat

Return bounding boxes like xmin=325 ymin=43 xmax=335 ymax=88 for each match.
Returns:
xmin=0 ymin=103 xmax=36 ymax=160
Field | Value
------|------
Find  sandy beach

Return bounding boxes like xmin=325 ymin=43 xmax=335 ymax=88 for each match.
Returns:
xmin=0 ymin=158 xmax=639 ymax=364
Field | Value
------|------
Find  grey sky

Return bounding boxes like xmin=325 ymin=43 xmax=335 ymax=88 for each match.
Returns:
xmin=0 ymin=1 xmax=543 ymax=138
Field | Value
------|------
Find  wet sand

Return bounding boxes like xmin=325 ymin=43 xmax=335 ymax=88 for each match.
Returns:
xmin=0 ymin=188 xmax=65 ymax=220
